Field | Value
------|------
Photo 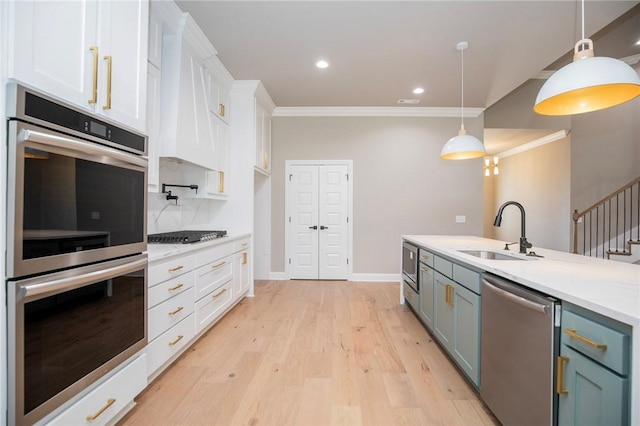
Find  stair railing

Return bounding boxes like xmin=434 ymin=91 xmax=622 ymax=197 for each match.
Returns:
xmin=572 ymin=177 xmax=640 ymax=258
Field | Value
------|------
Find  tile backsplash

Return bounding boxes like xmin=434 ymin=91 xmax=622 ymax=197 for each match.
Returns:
xmin=147 ymin=159 xmax=218 ymax=234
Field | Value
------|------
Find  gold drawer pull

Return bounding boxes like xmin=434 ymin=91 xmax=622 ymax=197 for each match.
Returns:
xmin=88 ymin=46 xmax=98 ymax=104
xmin=421 ymin=267 xmax=430 ymax=272
xmin=211 ymin=261 xmax=226 ymax=270
xmin=242 ymin=252 xmax=248 ymax=265
xmin=564 ymin=329 xmax=608 ymax=350
xmin=218 ymin=171 xmax=225 ymax=193
xmin=168 ymin=283 xmax=184 ymax=292
xmin=219 ymin=103 xmax=225 ymax=117
xmin=86 ymin=398 xmax=116 ymax=421
xmin=557 ymin=356 xmax=569 ymax=395
xmin=421 ymin=255 xmax=430 ymax=261
xmin=169 ymin=335 xmax=184 ymax=347
xmin=168 ymin=306 xmax=184 ymax=316
xmin=103 ymin=55 xmax=112 ymax=110
xmin=212 ymin=288 xmax=228 ymax=299
xmin=168 ymin=265 xmax=184 ymax=273
xmin=241 ymin=242 xmax=248 ymax=247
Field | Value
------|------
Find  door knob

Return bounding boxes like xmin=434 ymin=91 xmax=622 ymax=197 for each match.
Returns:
xmin=308 ymin=226 xmax=318 ymax=230
xmin=320 ymin=226 xmax=328 ymax=230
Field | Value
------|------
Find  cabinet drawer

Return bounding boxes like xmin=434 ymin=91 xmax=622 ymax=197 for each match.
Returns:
xmin=561 ymin=310 xmax=630 ymax=375
xmin=194 ymin=255 xmax=233 ymax=300
xmin=148 ymin=271 xmax=194 ymax=308
xmin=148 ymin=288 xmax=195 ymax=341
xmin=146 ymin=314 xmax=195 ymax=377
xmin=48 ymin=354 xmax=147 ymax=426
xmin=418 ymin=248 xmax=434 ymax=267
xmin=195 ymin=279 xmax=233 ymax=333
xmin=194 ymin=241 xmax=234 ymax=266
xmin=452 ymin=264 xmax=480 ymax=294
xmin=234 ymin=237 xmax=250 ymax=253
xmin=434 ymin=256 xmax=452 ymax=278
xmin=403 ymin=280 xmax=419 ymax=310
xmin=149 ymin=254 xmax=196 ymax=285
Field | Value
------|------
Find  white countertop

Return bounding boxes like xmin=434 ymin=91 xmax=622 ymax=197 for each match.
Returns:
xmin=146 ymin=233 xmax=251 ymax=263
xmin=403 ymin=235 xmax=640 ymax=327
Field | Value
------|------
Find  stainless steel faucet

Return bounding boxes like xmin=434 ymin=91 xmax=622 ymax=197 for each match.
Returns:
xmin=493 ymin=201 xmax=532 ymax=254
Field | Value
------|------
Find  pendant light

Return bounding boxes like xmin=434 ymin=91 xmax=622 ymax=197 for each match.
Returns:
xmin=534 ymin=0 xmax=640 ymax=116
xmin=441 ymin=41 xmax=486 ymax=160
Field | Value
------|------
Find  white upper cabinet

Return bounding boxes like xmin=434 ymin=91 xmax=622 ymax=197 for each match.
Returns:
xmin=159 ymin=13 xmax=219 ymax=170
xmin=7 ymin=0 xmax=149 ymax=132
xmin=204 ymin=57 xmax=233 ymax=124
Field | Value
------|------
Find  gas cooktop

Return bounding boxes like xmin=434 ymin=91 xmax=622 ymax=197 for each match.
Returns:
xmin=148 ymin=230 xmax=227 ymax=244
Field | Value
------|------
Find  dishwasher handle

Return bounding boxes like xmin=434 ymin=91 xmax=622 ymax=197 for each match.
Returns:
xmin=483 ymin=279 xmax=549 ymax=314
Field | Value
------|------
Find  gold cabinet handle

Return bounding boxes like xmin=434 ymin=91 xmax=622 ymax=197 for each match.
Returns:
xmin=168 ymin=265 xmax=184 ymax=273
xmin=444 ymin=285 xmax=450 ymax=305
xmin=168 ymin=306 xmax=184 ymax=316
xmin=88 ymin=46 xmax=99 ymax=104
xmin=263 ymin=151 xmax=269 ymax=169
xmin=218 ymin=170 xmax=224 ymax=193
xmin=169 ymin=335 xmax=184 ymax=347
xmin=420 ymin=255 xmax=430 ymax=261
xmin=241 ymin=243 xmax=248 ymax=247
xmin=219 ymin=103 xmax=225 ymax=117
xmin=564 ymin=329 xmax=607 ymax=350
xmin=168 ymin=283 xmax=184 ymax=292
xmin=557 ymin=356 xmax=569 ymax=395
xmin=211 ymin=261 xmax=226 ymax=270
xmin=242 ymin=252 xmax=248 ymax=265
xmin=103 ymin=55 xmax=112 ymax=110
xmin=212 ymin=288 xmax=228 ymax=299
xmin=86 ymin=398 xmax=116 ymax=421
xmin=421 ymin=267 xmax=430 ymax=272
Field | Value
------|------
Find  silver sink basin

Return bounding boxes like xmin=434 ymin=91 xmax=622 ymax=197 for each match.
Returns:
xmin=458 ymin=250 xmax=530 ymax=261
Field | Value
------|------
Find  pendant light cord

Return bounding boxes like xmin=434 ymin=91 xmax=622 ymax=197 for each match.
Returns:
xmin=460 ymin=45 xmax=465 ymax=131
xmin=581 ymin=0 xmax=585 ymax=40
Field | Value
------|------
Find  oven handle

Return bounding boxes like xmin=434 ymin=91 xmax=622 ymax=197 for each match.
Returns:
xmin=18 ymin=257 xmax=147 ymax=300
xmin=18 ymin=128 xmax=147 ymax=168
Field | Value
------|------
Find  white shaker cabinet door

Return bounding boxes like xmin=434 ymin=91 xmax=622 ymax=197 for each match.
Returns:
xmin=8 ymin=1 xmax=97 ymax=109
xmin=94 ymin=0 xmax=148 ymax=132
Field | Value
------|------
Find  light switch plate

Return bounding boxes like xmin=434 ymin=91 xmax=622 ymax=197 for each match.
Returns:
xmin=455 ymin=215 xmax=466 ymax=223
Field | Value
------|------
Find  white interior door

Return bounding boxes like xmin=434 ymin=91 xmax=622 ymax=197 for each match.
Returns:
xmin=288 ymin=163 xmax=350 ymax=280
xmin=289 ymin=165 xmax=319 ymax=279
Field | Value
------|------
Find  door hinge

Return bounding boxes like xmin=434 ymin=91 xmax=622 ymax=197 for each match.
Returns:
xmin=289 ymin=174 xmax=293 ymax=181
xmin=347 ymin=217 xmax=349 ymax=223
xmin=289 ymin=216 xmax=291 ymax=223
xmin=289 ymin=258 xmax=291 ymax=264
xmin=347 ymin=258 xmax=349 ymax=264
xmin=346 ymin=174 xmax=349 ymax=181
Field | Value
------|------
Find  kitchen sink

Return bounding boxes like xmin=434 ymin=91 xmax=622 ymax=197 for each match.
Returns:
xmin=458 ymin=250 xmax=531 ymax=261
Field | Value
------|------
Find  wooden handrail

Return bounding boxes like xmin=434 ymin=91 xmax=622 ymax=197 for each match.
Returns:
xmin=573 ymin=177 xmax=640 ymax=222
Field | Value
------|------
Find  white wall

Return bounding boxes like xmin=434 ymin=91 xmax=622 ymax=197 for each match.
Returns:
xmin=271 ymin=115 xmax=485 ymax=276
xmin=489 ymin=137 xmax=572 ymax=252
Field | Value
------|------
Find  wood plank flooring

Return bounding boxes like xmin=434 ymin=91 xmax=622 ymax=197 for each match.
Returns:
xmin=119 ymin=280 xmax=498 ymax=426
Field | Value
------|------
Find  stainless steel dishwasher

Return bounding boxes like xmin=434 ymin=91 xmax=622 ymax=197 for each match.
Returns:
xmin=481 ymin=273 xmax=561 ymax=426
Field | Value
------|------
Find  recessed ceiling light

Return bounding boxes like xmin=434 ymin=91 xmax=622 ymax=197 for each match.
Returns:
xmin=413 ymin=87 xmax=424 ymax=94
xmin=315 ymin=60 xmax=329 ymax=69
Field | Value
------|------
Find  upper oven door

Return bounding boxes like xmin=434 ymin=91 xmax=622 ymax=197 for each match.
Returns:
xmin=7 ymin=120 xmax=148 ymax=278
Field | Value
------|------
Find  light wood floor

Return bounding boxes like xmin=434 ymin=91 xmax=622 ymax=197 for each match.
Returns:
xmin=119 ymin=280 xmax=498 ymax=426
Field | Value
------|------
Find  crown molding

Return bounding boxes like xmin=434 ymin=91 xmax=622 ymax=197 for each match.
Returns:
xmin=272 ymin=106 xmax=485 ymax=118
xmin=497 ymin=129 xmax=569 ymax=158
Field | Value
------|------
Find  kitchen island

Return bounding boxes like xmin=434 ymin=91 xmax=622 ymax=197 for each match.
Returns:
xmin=402 ymin=235 xmax=640 ymax=425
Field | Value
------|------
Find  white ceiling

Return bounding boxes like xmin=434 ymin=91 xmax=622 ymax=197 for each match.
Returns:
xmin=175 ymin=1 xmax=640 ymax=152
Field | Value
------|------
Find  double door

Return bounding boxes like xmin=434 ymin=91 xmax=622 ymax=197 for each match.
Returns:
xmin=288 ymin=164 xmax=350 ymax=280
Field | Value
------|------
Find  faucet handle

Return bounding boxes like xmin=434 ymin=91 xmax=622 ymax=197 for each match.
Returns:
xmin=504 ymin=242 xmax=518 ymax=251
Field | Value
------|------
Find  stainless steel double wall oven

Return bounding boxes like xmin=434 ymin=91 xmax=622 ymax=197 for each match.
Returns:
xmin=5 ymin=84 xmax=148 ymax=425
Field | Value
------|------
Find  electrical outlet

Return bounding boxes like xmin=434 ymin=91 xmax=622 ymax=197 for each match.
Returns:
xmin=455 ymin=215 xmax=466 ymax=223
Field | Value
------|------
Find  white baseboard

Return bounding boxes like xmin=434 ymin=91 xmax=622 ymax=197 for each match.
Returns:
xmin=264 ymin=272 xmax=401 ymax=282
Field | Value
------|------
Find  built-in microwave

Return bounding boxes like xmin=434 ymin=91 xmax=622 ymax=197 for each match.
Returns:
xmin=402 ymin=241 xmax=419 ymax=293
xmin=5 ymin=84 xmax=148 ymax=279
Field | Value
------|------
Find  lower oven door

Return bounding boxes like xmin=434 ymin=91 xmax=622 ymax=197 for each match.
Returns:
xmin=7 ymin=254 xmax=148 ymax=426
